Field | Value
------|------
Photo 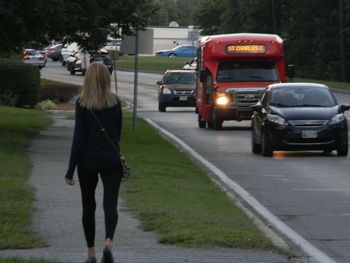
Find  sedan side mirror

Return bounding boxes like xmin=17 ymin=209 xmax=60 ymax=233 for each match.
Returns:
xmin=339 ymin=104 xmax=350 ymax=113
xmin=252 ymin=104 xmax=263 ymax=112
xmin=156 ymin=80 xmax=162 ymax=85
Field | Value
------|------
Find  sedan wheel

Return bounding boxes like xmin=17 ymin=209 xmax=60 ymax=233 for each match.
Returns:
xmin=262 ymin=131 xmax=273 ymax=157
xmin=158 ymin=102 xmax=166 ymax=112
xmin=337 ymin=143 xmax=348 ymax=156
xmin=251 ymin=127 xmax=262 ymax=154
xmin=168 ymin=53 xmax=177 ymax=57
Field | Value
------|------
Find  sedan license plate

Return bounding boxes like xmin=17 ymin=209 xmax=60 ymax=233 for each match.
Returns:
xmin=179 ymin=96 xmax=188 ymax=101
xmin=301 ymin=130 xmax=318 ymax=138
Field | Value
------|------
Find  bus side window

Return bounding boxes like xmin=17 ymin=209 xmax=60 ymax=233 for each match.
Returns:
xmin=205 ymin=73 xmax=212 ymax=104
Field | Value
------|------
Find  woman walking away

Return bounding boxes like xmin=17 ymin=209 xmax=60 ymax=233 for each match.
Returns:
xmin=65 ymin=62 xmax=123 ymax=263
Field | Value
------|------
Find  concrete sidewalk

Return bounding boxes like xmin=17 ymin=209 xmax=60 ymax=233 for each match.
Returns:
xmin=0 ymin=112 xmax=300 ymax=263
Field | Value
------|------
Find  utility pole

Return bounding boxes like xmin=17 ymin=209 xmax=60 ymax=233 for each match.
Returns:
xmin=270 ymin=0 xmax=277 ymax=34
xmin=132 ymin=30 xmax=139 ymax=131
xmin=339 ymin=0 xmax=347 ymax=82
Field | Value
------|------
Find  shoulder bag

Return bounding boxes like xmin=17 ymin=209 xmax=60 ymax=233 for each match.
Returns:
xmin=90 ymin=110 xmax=130 ymax=178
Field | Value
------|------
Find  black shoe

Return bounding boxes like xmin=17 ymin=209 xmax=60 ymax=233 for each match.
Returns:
xmin=84 ymin=256 xmax=97 ymax=263
xmin=101 ymin=246 xmax=114 ymax=263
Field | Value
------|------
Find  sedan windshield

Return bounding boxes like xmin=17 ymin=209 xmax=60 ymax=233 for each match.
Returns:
xmin=269 ymin=87 xmax=336 ymax=107
xmin=164 ymin=73 xmax=195 ymax=84
xmin=217 ymin=61 xmax=278 ymax=82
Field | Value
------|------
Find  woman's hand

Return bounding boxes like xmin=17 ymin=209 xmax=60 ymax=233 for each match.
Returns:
xmin=65 ymin=178 xmax=75 ymax=185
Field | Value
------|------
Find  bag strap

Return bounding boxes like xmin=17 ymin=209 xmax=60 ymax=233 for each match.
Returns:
xmin=90 ymin=110 xmax=121 ymax=157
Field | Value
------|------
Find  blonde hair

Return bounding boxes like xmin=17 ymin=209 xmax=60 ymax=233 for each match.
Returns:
xmin=80 ymin=62 xmax=117 ymax=110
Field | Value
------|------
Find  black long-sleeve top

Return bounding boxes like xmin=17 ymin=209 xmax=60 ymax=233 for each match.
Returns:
xmin=65 ymin=98 xmax=122 ymax=179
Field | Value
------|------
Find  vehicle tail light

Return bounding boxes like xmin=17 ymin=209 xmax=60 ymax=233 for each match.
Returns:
xmin=23 ymin=56 xmax=30 ymax=60
xmin=41 ymin=52 xmax=48 ymax=55
xmin=22 ymin=51 xmax=27 ymax=55
xmin=38 ymin=57 xmax=45 ymax=60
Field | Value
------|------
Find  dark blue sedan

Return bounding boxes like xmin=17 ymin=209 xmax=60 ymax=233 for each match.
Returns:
xmin=155 ymin=45 xmax=197 ymax=58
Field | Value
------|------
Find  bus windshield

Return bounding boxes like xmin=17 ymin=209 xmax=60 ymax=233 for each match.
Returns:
xmin=217 ymin=61 xmax=279 ymax=82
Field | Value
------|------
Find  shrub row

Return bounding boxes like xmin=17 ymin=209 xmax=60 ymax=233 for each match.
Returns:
xmin=39 ymin=84 xmax=80 ymax=103
xmin=0 ymin=59 xmax=40 ymax=107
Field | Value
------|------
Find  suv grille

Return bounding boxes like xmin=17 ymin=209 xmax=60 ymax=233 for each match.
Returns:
xmin=174 ymin=90 xmax=194 ymax=95
xmin=226 ymin=88 xmax=265 ymax=108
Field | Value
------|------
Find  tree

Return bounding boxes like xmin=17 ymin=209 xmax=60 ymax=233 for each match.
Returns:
xmin=192 ymin=0 xmax=225 ymax=35
xmin=0 ymin=0 xmax=157 ymax=56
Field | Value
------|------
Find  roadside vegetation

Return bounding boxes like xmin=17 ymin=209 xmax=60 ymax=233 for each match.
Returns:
xmin=0 ymin=106 xmax=52 ymax=249
xmin=116 ymin=55 xmax=190 ymax=72
xmin=0 ymin=259 xmax=62 ymax=263
xmin=119 ymin=113 xmax=282 ymax=252
xmin=115 ymin=56 xmax=350 ymax=92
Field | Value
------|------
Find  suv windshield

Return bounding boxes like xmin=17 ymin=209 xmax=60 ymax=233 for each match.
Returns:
xmin=269 ymin=87 xmax=336 ymax=107
xmin=164 ymin=73 xmax=195 ymax=84
xmin=217 ymin=61 xmax=278 ymax=82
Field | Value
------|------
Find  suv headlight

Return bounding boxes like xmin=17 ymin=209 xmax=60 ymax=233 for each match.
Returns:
xmin=267 ymin=114 xmax=288 ymax=125
xmin=162 ymin=87 xmax=172 ymax=94
xmin=329 ymin=113 xmax=345 ymax=125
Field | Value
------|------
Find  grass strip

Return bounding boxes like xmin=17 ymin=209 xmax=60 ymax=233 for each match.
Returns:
xmin=295 ymin=77 xmax=350 ymax=91
xmin=116 ymin=55 xmax=190 ymax=73
xmin=120 ymin=113 xmax=281 ymax=252
xmin=0 ymin=106 xmax=52 ymax=249
xmin=0 ymin=259 xmax=63 ymax=263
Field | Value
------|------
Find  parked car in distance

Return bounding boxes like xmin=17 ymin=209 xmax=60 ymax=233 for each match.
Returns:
xmin=183 ymin=57 xmax=197 ymax=70
xmin=157 ymin=70 xmax=196 ymax=112
xmin=61 ymin=43 xmax=78 ymax=66
xmin=251 ymin=83 xmax=349 ymax=156
xmin=155 ymin=45 xmax=197 ymax=57
xmin=47 ymin=43 xmax=63 ymax=61
xmin=22 ymin=49 xmax=46 ymax=69
xmin=89 ymin=50 xmax=113 ymax=74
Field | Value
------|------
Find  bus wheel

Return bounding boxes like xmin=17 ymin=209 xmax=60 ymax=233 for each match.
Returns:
xmin=198 ymin=114 xmax=206 ymax=128
xmin=212 ymin=111 xmax=222 ymax=130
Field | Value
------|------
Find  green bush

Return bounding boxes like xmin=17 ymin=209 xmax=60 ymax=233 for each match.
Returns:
xmin=0 ymin=59 xmax=40 ymax=108
xmin=35 ymin=100 xmax=58 ymax=110
xmin=39 ymin=83 xmax=80 ymax=103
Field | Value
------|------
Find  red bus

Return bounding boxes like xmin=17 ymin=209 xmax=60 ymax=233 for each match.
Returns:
xmin=196 ymin=33 xmax=288 ymax=129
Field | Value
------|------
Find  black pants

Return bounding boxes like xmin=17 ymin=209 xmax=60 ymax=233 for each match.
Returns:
xmin=77 ymin=166 xmax=122 ymax=247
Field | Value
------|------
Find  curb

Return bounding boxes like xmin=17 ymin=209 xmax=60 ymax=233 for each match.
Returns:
xmin=145 ymin=118 xmax=336 ymax=263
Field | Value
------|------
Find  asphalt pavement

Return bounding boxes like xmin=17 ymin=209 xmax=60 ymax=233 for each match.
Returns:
xmin=0 ymin=111 xmax=301 ymax=263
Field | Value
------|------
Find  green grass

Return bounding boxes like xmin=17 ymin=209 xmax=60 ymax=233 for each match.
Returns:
xmin=294 ymin=77 xmax=350 ymax=91
xmin=116 ymin=55 xmax=190 ymax=72
xmin=120 ymin=113 xmax=281 ymax=252
xmin=0 ymin=259 xmax=63 ymax=263
xmin=40 ymin=79 xmax=67 ymax=85
xmin=0 ymin=106 xmax=52 ymax=249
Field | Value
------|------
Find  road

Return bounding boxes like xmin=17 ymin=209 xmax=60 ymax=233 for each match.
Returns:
xmin=42 ymin=61 xmax=350 ymax=263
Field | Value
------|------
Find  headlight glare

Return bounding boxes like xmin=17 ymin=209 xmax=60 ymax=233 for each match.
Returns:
xmin=329 ymin=113 xmax=345 ymax=125
xmin=267 ymin=114 xmax=288 ymax=125
xmin=162 ymin=87 xmax=172 ymax=94
xmin=216 ymin=96 xmax=228 ymax=106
